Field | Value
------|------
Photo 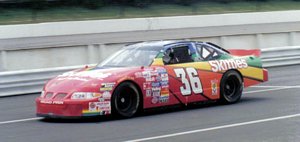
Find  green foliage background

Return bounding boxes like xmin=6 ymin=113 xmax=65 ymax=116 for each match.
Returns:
xmin=0 ymin=0 xmax=292 ymax=9
xmin=1 ymin=0 xmax=300 ymax=25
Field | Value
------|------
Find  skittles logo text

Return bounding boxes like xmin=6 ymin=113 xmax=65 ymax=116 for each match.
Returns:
xmin=209 ymin=59 xmax=248 ymax=72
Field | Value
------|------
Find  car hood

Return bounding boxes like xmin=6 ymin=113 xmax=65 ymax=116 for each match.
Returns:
xmin=45 ymin=66 xmax=139 ymax=93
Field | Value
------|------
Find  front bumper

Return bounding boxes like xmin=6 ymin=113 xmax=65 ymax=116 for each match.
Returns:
xmin=36 ymin=98 xmax=111 ymax=118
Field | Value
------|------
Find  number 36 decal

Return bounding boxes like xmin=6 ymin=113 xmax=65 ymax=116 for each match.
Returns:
xmin=174 ymin=68 xmax=203 ymax=96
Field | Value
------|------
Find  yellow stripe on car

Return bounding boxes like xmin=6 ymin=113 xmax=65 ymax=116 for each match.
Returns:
xmin=152 ymin=58 xmax=264 ymax=81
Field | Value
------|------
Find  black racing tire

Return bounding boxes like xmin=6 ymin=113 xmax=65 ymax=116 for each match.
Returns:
xmin=111 ymin=82 xmax=140 ymax=118
xmin=219 ymin=70 xmax=243 ymax=104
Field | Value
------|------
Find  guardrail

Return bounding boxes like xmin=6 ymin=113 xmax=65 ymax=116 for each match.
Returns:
xmin=261 ymin=46 xmax=300 ymax=67
xmin=0 ymin=46 xmax=299 ymax=97
xmin=0 ymin=65 xmax=85 ymax=97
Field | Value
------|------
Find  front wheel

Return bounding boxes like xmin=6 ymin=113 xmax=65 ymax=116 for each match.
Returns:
xmin=219 ymin=70 xmax=243 ymax=104
xmin=111 ymin=82 xmax=140 ymax=118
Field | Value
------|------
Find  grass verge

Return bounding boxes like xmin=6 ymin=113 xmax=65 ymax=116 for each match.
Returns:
xmin=0 ymin=0 xmax=300 ymax=25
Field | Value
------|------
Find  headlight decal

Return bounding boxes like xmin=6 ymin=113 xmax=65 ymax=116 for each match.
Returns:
xmin=71 ymin=92 xmax=102 ymax=100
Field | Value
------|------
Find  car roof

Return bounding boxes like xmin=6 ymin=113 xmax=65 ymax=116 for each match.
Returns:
xmin=125 ymin=40 xmax=201 ymax=51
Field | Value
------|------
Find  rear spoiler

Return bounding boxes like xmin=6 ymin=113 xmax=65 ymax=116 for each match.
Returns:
xmin=227 ymin=49 xmax=261 ymax=57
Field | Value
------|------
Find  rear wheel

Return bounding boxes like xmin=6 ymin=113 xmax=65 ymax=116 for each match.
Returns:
xmin=111 ymin=82 xmax=140 ymax=118
xmin=220 ymin=70 xmax=243 ymax=104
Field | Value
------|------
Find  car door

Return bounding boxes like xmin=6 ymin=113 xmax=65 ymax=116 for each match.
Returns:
xmin=162 ymin=43 xmax=205 ymax=105
xmin=162 ymin=42 xmax=223 ymax=105
xmin=191 ymin=43 xmax=225 ymax=101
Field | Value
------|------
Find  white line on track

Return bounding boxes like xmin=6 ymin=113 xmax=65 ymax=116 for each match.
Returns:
xmin=244 ymin=87 xmax=290 ymax=94
xmin=125 ymin=113 xmax=300 ymax=142
xmin=0 ymin=117 xmax=42 ymax=125
xmin=250 ymin=85 xmax=300 ymax=88
xmin=244 ymin=85 xmax=300 ymax=94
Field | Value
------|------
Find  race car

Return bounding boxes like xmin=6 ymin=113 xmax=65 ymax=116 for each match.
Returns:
xmin=36 ymin=40 xmax=268 ymax=118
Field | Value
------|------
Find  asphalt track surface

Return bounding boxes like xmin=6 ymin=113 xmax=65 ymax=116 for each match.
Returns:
xmin=0 ymin=65 xmax=299 ymax=142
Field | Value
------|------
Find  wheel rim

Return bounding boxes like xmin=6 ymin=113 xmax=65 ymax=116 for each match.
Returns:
xmin=116 ymin=87 xmax=136 ymax=113
xmin=224 ymin=75 xmax=240 ymax=100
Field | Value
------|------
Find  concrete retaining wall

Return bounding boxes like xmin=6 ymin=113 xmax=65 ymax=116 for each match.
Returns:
xmin=1 ymin=10 xmax=300 ymax=39
xmin=1 ymin=10 xmax=300 ymax=71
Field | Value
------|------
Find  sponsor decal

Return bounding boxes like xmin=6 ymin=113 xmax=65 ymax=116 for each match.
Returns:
xmin=156 ymin=76 xmax=162 ymax=82
xmin=40 ymin=100 xmax=52 ymax=104
xmin=152 ymin=91 xmax=161 ymax=97
xmin=53 ymin=101 xmax=64 ymax=104
xmin=152 ymin=87 xmax=161 ymax=97
xmin=160 ymin=88 xmax=169 ymax=97
xmin=97 ymin=102 xmax=111 ymax=111
xmin=211 ymin=79 xmax=218 ymax=95
xmin=160 ymin=73 xmax=169 ymax=81
xmin=98 ymin=97 xmax=105 ymax=102
xmin=160 ymin=81 xmax=169 ymax=88
xmin=156 ymin=68 xmax=167 ymax=74
xmin=152 ymin=87 xmax=161 ymax=92
xmin=89 ymin=102 xmax=97 ymax=111
xmin=142 ymin=71 xmax=158 ymax=78
xmin=58 ymin=70 xmax=112 ymax=80
xmin=150 ymin=71 xmax=159 ymax=76
xmin=152 ymin=82 xmax=160 ymax=87
xmin=146 ymin=77 xmax=155 ymax=82
xmin=159 ymin=96 xmax=169 ymax=103
xmin=82 ymin=109 xmax=100 ymax=114
xmin=40 ymin=100 xmax=64 ymax=105
xmin=88 ymin=102 xmax=111 ymax=112
xmin=100 ymin=82 xmax=115 ymax=91
xmin=142 ymin=71 xmax=151 ymax=78
xmin=151 ymin=97 xmax=159 ymax=104
xmin=143 ymin=82 xmax=152 ymax=90
xmin=93 ymin=93 xmax=102 ymax=97
xmin=136 ymin=67 xmax=168 ymax=81
xmin=209 ymin=59 xmax=248 ymax=72
xmin=57 ymin=77 xmax=89 ymax=82
xmin=146 ymin=89 xmax=152 ymax=97
xmin=152 ymin=87 xmax=161 ymax=96
xmin=102 ymin=91 xmax=112 ymax=98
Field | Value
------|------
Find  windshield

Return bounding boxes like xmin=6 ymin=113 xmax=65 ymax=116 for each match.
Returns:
xmin=97 ymin=47 xmax=160 ymax=67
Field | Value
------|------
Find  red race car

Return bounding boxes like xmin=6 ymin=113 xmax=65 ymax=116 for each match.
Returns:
xmin=36 ymin=41 xmax=268 ymax=118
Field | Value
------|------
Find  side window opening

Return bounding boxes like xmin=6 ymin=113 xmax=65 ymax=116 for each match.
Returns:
xmin=163 ymin=45 xmax=194 ymax=65
xmin=196 ymin=44 xmax=220 ymax=61
xmin=202 ymin=47 xmax=211 ymax=59
xmin=212 ymin=52 xmax=218 ymax=57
